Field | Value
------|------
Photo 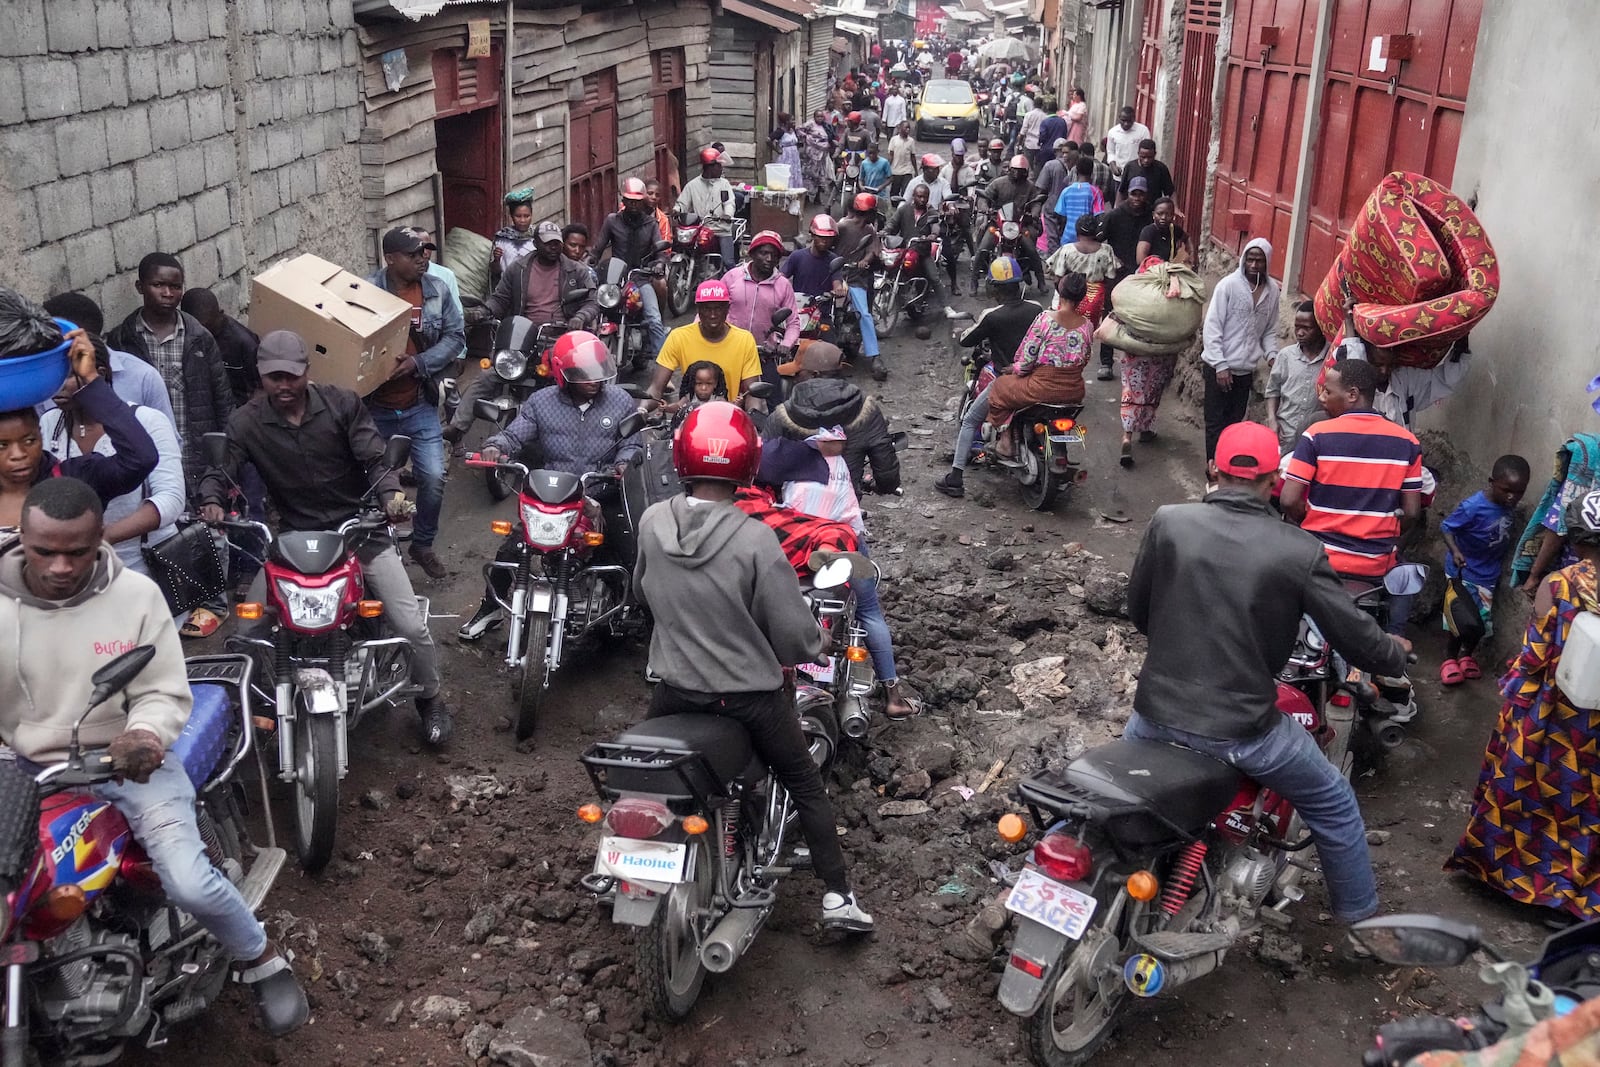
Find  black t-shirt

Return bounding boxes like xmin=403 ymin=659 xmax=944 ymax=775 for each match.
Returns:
xmin=1101 ymin=206 xmax=1152 ymax=278
xmin=1118 ymin=159 xmax=1175 ymax=202
xmin=1137 ymin=221 xmax=1188 ymax=263
xmin=957 ymin=298 xmax=1043 ymax=367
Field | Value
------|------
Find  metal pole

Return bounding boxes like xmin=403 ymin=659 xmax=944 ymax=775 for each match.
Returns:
xmin=1280 ymin=0 xmax=1336 ymax=298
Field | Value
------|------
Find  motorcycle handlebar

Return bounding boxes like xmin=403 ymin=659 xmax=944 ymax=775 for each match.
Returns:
xmin=465 ymin=454 xmax=532 ymax=480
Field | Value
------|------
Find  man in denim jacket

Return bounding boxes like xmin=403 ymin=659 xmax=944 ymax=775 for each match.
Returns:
xmin=366 ymin=228 xmax=466 ymax=579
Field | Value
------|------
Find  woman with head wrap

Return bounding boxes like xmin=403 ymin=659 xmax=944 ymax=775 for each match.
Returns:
xmin=492 ymin=188 xmax=539 ymax=279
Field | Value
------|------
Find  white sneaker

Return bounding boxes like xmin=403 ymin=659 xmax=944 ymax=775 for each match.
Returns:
xmin=942 ymin=306 xmax=970 ymax=320
xmin=457 ymin=604 xmax=504 ymax=641
xmin=821 ymin=891 xmax=875 ymax=933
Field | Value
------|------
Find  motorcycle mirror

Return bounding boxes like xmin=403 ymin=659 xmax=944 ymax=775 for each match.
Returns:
xmin=654 ymin=239 xmax=672 ymax=252
xmin=720 ymin=190 xmax=730 ymax=202
xmin=1349 ymin=914 xmax=1485 ymax=967
xmin=615 ymin=411 xmax=647 ymax=439
xmin=76 ymin=645 xmax=158 ymax=758
xmin=828 ymin=256 xmax=846 ymax=273
xmin=381 ymin=434 xmax=413 ymax=471
xmin=744 ymin=381 xmax=776 ymax=400
xmin=474 ymin=398 xmax=505 ymax=423
xmin=202 ymin=431 xmax=229 ymax=469
xmin=812 ymin=557 xmax=854 ymax=590
xmin=1384 ymin=563 xmax=1429 ymax=597
xmin=769 ymin=307 xmax=793 ymax=329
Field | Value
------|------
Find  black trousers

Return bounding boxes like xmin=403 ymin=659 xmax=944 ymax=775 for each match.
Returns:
xmin=649 ymin=683 xmax=849 ymax=894
xmin=1202 ymin=365 xmax=1255 ymax=462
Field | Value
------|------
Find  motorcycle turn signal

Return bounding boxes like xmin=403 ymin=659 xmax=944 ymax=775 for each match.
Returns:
xmin=577 ymin=803 xmax=604 ymax=823
xmin=997 ymin=813 xmax=1027 ymax=843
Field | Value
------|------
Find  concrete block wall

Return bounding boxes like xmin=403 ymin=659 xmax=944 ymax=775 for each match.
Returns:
xmin=0 ymin=0 xmax=366 ymax=327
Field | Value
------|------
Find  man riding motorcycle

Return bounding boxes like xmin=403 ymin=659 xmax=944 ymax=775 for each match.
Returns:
xmin=0 ymin=477 xmax=310 ymax=1036
xmin=885 ymin=184 xmax=964 ymax=322
xmin=458 ymin=332 xmax=642 ymax=640
xmin=723 ymin=230 xmax=801 ymax=392
xmin=837 ymin=112 xmax=873 ymax=155
xmin=675 ymin=147 xmax=739 ymax=269
xmin=939 ymin=139 xmax=980 ymax=294
xmin=973 ymin=154 xmax=1045 ymax=290
xmin=1125 ymin=420 xmax=1411 ymax=930
xmin=780 ymin=215 xmax=845 ymax=302
xmin=591 ymin=176 xmax=670 ymax=364
xmin=199 ymin=331 xmax=453 ymax=746
xmin=835 ymin=193 xmax=886 ymax=381
xmin=904 ymin=152 xmax=952 ymax=209
xmin=976 ymin=138 xmax=1007 ymax=184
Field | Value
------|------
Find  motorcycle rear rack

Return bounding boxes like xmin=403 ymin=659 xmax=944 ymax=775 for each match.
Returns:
xmin=581 ymin=742 xmax=731 ymax=812
xmin=1015 ymin=776 xmax=1204 ymax=848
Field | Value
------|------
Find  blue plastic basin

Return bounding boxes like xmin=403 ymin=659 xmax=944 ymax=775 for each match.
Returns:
xmin=0 ymin=318 xmax=75 ymax=411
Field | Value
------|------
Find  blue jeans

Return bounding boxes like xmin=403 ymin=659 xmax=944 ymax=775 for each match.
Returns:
xmin=852 ymin=538 xmax=895 ymax=682
xmin=951 ymin=383 xmax=992 ymax=470
xmin=637 ymin=281 xmax=668 ymax=361
xmin=366 ymin=402 xmax=445 ymax=550
xmin=1122 ymin=710 xmax=1378 ymax=923
xmin=847 ymin=286 xmax=880 ymax=359
xmin=92 ymin=760 xmax=267 ymax=959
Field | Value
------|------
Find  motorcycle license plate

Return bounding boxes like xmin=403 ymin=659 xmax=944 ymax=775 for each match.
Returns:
xmin=799 ymin=658 xmax=836 ymax=683
xmin=596 ymin=837 xmax=688 ymax=883
xmin=1048 ymin=433 xmax=1084 ymax=445
xmin=1005 ymin=868 xmax=1098 ymax=940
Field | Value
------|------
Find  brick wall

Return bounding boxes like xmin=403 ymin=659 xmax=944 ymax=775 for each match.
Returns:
xmin=0 ymin=0 xmax=366 ymax=326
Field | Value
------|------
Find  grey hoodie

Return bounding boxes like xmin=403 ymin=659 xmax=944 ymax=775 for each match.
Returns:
xmin=1201 ymin=236 xmax=1281 ymax=373
xmin=633 ymin=495 xmax=823 ymax=693
xmin=0 ymin=541 xmax=192 ymax=764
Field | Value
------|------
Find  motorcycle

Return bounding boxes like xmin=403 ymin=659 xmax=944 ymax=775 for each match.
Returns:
xmin=992 ymin=678 xmax=1352 ymax=1066
xmin=442 ymin=315 xmax=565 ymax=502
xmin=833 ymin=149 xmax=866 ymax=218
xmin=575 ymin=556 xmax=858 ymax=1019
xmin=974 ymin=195 xmax=1046 ymax=286
xmin=0 ymin=647 xmax=283 ymax=1067
xmin=464 ymin=416 xmax=651 ymax=743
xmin=955 ymin=353 xmax=1087 ymax=511
xmin=667 ymin=194 xmax=736 ymax=317
xmin=206 ymin=432 xmax=421 ymax=873
xmin=1353 ymin=912 xmax=1600 ymax=1064
xmin=872 ymin=221 xmax=943 ymax=337
xmin=597 ymin=249 xmax=668 ymax=374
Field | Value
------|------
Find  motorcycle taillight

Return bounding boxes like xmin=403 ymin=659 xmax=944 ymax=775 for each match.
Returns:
xmin=1034 ymin=832 xmax=1092 ymax=883
xmin=904 ymin=249 xmax=920 ymax=271
xmin=604 ymin=798 xmax=674 ymax=840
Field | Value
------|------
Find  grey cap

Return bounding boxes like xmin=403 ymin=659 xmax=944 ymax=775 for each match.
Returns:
xmin=256 ymin=330 xmax=309 ymax=377
xmin=535 ymin=220 xmax=563 ymax=242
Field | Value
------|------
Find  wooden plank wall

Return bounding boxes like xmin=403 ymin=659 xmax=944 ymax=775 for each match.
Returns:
xmin=709 ymin=22 xmax=757 ymax=179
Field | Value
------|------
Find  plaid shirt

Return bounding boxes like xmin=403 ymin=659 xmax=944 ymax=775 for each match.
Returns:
xmin=135 ymin=314 xmax=188 ymax=443
xmin=733 ymin=487 xmax=859 ymax=571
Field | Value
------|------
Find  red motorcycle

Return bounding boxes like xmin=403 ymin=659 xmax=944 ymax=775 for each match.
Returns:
xmin=0 ymin=647 xmax=281 ymax=1067
xmin=597 ymin=255 xmax=666 ymax=373
xmin=992 ymin=680 xmax=1350 ymax=1066
xmin=666 ymin=205 xmax=739 ymax=316
xmin=871 ymin=222 xmax=942 ymax=336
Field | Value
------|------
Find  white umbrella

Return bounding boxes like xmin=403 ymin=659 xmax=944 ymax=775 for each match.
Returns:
xmin=977 ymin=38 xmax=1036 ymax=62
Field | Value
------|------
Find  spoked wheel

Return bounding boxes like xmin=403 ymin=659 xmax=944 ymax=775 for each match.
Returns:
xmin=667 ymin=262 xmax=694 ymax=317
xmin=638 ymin=836 xmax=714 ymax=1020
xmin=291 ymin=714 xmax=340 ymax=873
xmin=515 ymin=613 xmax=551 ymax=742
xmin=1022 ymin=935 xmax=1128 ymax=1067
xmin=872 ymin=285 xmax=901 ymax=337
xmin=796 ymin=690 xmax=840 ymax=770
xmin=1018 ymin=444 xmax=1062 ymax=511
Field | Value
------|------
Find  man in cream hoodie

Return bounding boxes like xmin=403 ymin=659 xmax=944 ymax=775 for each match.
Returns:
xmin=1200 ymin=236 xmax=1280 ymax=467
xmin=0 ymin=477 xmax=308 ymax=1036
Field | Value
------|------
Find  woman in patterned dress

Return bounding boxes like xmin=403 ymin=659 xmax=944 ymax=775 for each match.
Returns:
xmin=986 ymin=272 xmax=1094 ymax=462
xmin=1446 ymin=490 xmax=1600 ymax=918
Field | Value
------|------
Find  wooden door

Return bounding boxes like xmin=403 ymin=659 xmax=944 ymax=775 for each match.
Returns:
xmin=431 ymin=45 xmax=503 ymax=240
xmin=651 ymin=51 xmax=687 ymax=200
xmin=1171 ymin=0 xmax=1222 ymax=228
xmin=754 ymin=42 xmax=775 ymax=168
xmin=570 ymin=68 xmax=619 ymax=233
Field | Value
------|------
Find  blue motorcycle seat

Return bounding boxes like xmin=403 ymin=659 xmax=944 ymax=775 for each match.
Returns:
xmin=169 ymin=684 xmax=232 ymax=789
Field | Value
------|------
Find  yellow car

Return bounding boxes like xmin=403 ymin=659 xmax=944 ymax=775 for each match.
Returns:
xmin=915 ymin=79 xmax=980 ymax=140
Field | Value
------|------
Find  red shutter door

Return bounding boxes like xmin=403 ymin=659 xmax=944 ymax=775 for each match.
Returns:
xmin=1170 ymin=0 xmax=1222 ymax=227
xmin=570 ymin=69 xmax=619 ymax=234
xmin=1133 ymin=0 xmax=1163 ymax=130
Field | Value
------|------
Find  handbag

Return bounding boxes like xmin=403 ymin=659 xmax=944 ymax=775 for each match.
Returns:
xmin=143 ymin=520 xmax=228 ymax=617
xmin=1443 ymin=575 xmax=1486 ymax=646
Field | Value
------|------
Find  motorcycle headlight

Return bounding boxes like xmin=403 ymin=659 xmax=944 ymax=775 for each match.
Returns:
xmin=494 ymin=349 xmax=529 ymax=380
xmin=519 ymin=504 xmax=582 ymax=549
xmin=596 ymin=283 xmax=622 ymax=310
xmin=274 ymin=577 xmax=349 ymax=630
xmin=879 ymin=249 xmax=898 ymax=265
xmin=1001 ymin=221 xmax=1021 ymax=240
xmin=675 ymin=228 xmax=696 ymax=243
xmin=846 ymin=164 xmax=860 ymax=178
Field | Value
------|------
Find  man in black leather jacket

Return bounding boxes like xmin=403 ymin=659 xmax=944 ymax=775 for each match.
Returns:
xmin=590 ymin=178 xmax=669 ymax=363
xmin=1124 ymin=421 xmax=1409 ymax=926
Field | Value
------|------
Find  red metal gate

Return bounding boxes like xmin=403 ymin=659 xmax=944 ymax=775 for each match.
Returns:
xmin=431 ymin=45 xmax=503 ymax=240
xmin=570 ymin=68 xmax=619 ymax=234
xmin=1170 ymin=0 xmax=1221 ymax=225
xmin=1209 ymin=0 xmax=1317 ymax=262
xmin=1133 ymin=0 xmax=1164 ymax=131
xmin=651 ymin=50 xmax=687 ymax=200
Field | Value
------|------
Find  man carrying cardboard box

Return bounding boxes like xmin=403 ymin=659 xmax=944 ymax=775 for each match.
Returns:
xmin=364 ymin=228 xmax=466 ymax=580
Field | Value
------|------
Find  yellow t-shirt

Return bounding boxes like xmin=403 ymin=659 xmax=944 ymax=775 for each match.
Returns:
xmin=656 ymin=324 xmax=761 ymax=400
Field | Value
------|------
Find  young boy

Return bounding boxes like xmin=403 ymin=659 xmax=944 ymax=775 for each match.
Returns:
xmin=1440 ymin=454 xmax=1531 ymax=684
xmin=1263 ymin=301 xmax=1328 ymax=453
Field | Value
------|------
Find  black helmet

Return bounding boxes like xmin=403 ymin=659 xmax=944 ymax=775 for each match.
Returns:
xmin=1566 ymin=489 xmax=1600 ymax=546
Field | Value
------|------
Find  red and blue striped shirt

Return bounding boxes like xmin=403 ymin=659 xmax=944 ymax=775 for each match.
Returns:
xmin=1284 ymin=410 xmax=1423 ymax=577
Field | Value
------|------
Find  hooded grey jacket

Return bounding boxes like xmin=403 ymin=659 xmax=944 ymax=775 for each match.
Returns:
xmin=1201 ymin=237 xmax=1281 ymax=373
xmin=633 ymin=495 xmax=823 ymax=693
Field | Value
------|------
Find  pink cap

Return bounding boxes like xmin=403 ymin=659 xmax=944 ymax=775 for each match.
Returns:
xmin=695 ymin=279 xmax=732 ymax=303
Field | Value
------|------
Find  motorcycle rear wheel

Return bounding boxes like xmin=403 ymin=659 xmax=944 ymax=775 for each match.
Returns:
xmin=1023 ymin=935 xmax=1126 ymax=1067
xmin=515 ymin=613 xmax=551 ymax=742
xmin=291 ymin=714 xmax=339 ymax=873
xmin=667 ymin=263 xmax=693 ymax=317
xmin=1018 ymin=445 xmax=1063 ymax=511
xmin=638 ymin=836 xmax=714 ymax=1021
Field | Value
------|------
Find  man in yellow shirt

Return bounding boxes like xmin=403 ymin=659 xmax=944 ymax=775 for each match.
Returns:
xmin=646 ymin=279 xmax=762 ymax=406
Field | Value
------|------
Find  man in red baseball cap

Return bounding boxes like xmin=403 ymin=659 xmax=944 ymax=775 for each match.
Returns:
xmin=1123 ymin=417 xmax=1410 ymax=933
xmin=646 ymin=278 xmax=762 ymax=410
xmin=675 ymin=147 xmax=738 ymax=268
xmin=722 ymin=230 xmax=800 ymax=392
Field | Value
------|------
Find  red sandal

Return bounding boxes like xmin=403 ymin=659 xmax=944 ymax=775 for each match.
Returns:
xmin=1459 ymin=654 xmax=1482 ymax=680
xmin=1439 ymin=658 xmax=1464 ymax=686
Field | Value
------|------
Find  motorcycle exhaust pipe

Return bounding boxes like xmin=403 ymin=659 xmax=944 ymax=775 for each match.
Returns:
xmin=700 ymin=906 xmax=764 ymax=973
xmin=839 ymin=695 xmax=870 ymax=740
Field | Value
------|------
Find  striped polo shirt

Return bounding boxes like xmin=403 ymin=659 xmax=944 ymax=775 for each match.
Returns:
xmin=1284 ymin=410 xmax=1423 ymax=577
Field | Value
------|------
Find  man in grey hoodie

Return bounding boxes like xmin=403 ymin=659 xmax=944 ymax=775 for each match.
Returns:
xmin=1199 ymin=237 xmax=1280 ymax=465
xmin=632 ymin=402 xmax=874 ymax=932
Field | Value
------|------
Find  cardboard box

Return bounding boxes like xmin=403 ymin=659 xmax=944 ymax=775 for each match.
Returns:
xmin=249 ymin=254 xmax=411 ymax=395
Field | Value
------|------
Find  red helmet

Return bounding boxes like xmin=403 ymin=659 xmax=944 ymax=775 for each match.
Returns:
xmin=548 ymin=331 xmax=617 ymax=389
xmin=920 ymin=153 xmax=944 ymax=168
xmin=1009 ymin=154 xmax=1030 ymax=170
xmin=852 ymin=191 xmax=878 ymax=213
xmin=672 ymin=401 xmax=761 ymax=486
xmin=620 ymin=176 xmax=648 ymax=200
xmin=809 ymin=214 xmax=838 ymax=238
xmin=988 ymin=138 xmax=1005 ymax=151
xmin=698 ymin=146 xmax=723 ymax=165
xmin=847 ymin=111 xmax=862 ymax=123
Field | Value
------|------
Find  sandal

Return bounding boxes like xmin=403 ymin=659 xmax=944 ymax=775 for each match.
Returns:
xmin=1439 ymin=658 xmax=1464 ymax=686
xmin=1119 ymin=440 xmax=1134 ymax=468
xmin=882 ymin=680 xmax=924 ymax=720
xmin=1459 ymin=654 xmax=1482 ymax=680
xmin=180 ymin=607 xmax=223 ymax=639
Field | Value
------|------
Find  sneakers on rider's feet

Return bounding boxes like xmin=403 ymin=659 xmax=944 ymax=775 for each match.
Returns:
xmin=821 ymin=890 xmax=875 ymax=933
xmin=417 ymin=695 xmax=453 ymax=747
xmin=237 ymin=949 xmax=309 ymax=1037
xmin=943 ymin=306 xmax=970 ymax=320
xmin=458 ymin=602 xmax=504 ymax=641
xmin=932 ymin=470 xmax=964 ymax=498
xmin=871 ymin=359 xmax=889 ymax=383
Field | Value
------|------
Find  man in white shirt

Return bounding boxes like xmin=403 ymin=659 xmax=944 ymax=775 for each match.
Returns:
xmin=903 ymin=154 xmax=952 ymax=210
xmin=1103 ymin=106 xmax=1152 ymax=178
xmin=882 ymin=84 xmax=908 ymax=130
xmin=1336 ymin=293 xmax=1473 ymax=434
xmin=675 ymin=147 xmax=739 ymax=267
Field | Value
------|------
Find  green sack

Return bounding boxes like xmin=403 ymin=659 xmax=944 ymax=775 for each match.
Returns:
xmin=443 ymin=227 xmax=494 ymax=302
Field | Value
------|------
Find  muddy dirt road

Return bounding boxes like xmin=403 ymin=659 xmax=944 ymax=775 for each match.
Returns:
xmin=129 ymin=261 xmax=1546 ymax=1067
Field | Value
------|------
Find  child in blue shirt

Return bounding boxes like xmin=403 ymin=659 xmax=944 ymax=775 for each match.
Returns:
xmin=1439 ymin=453 xmax=1530 ymax=684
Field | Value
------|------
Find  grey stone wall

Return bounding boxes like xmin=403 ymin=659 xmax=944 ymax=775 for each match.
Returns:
xmin=0 ymin=0 xmax=366 ymax=325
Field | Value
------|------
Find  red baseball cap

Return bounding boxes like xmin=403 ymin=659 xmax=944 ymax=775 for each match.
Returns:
xmin=695 ymin=279 xmax=732 ymax=303
xmin=747 ymin=230 xmax=786 ymax=253
xmin=1213 ymin=421 xmax=1282 ymax=478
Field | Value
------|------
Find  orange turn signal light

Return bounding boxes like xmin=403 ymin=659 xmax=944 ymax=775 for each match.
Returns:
xmin=234 ymin=602 xmax=263 ymax=620
xmin=997 ymin=813 xmax=1027 ymax=843
xmin=1052 ymin=418 xmax=1075 ymax=432
xmin=1127 ymin=870 xmax=1160 ymax=902
xmin=480 ymin=358 xmax=492 ymax=370
xmin=252 ymin=715 xmax=277 ymax=732
xmin=582 ymin=532 xmax=606 ymax=547
xmin=42 ymin=884 xmax=87 ymax=922
xmin=491 ymin=519 xmax=514 ymax=536
xmin=1033 ymin=422 xmax=1048 ymax=435
xmin=682 ymin=815 xmax=709 ymax=835
xmin=536 ymin=364 xmax=551 ymax=377
xmin=577 ymin=803 xmax=604 ymax=824
xmin=845 ymin=646 xmax=869 ymax=663
xmin=357 ymin=600 xmax=384 ymax=618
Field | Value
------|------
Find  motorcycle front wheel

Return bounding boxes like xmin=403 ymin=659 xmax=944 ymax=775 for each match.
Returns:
xmin=667 ymin=262 xmax=693 ymax=317
xmin=1023 ymin=934 xmax=1128 ymax=1067
xmin=871 ymin=283 xmax=901 ymax=338
xmin=638 ymin=836 xmax=714 ymax=1021
xmin=292 ymin=714 xmax=340 ymax=873
xmin=515 ymin=612 xmax=551 ymax=742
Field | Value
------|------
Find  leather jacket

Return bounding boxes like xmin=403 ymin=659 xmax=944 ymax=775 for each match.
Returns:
xmin=482 ymin=252 xmax=600 ymax=331
xmin=1127 ymin=489 xmax=1405 ymax=741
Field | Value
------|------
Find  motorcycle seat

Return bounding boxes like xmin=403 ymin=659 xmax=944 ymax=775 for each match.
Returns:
xmin=610 ymin=714 xmax=763 ymax=792
xmin=169 ymin=684 xmax=233 ymax=789
xmin=270 ymin=531 xmax=350 ymax=575
xmin=1339 ymin=577 xmax=1387 ymax=611
xmin=1027 ymin=739 xmax=1243 ymax=846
